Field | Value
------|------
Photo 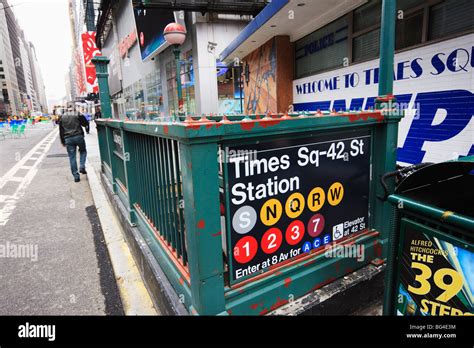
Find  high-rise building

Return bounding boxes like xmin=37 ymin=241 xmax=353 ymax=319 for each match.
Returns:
xmin=19 ymin=30 xmax=38 ymax=112
xmin=3 ymin=1 xmax=27 ymax=114
xmin=0 ymin=0 xmax=20 ymax=115
xmin=28 ymin=42 xmax=48 ymax=112
xmin=0 ymin=0 xmax=49 ymax=115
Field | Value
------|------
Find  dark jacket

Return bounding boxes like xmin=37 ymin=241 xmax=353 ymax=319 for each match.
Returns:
xmin=59 ymin=112 xmax=90 ymax=145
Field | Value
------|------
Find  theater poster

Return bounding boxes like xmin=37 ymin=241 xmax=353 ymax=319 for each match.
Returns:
xmin=396 ymin=220 xmax=474 ymax=316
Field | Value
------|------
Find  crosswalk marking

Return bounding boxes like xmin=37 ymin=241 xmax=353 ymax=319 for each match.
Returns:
xmin=0 ymin=129 xmax=59 ymax=226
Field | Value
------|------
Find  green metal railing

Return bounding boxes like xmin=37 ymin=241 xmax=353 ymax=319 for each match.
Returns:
xmin=129 ymin=132 xmax=188 ymax=265
xmin=96 ymin=109 xmax=403 ymax=315
xmin=92 ymin=0 xmax=400 ymax=317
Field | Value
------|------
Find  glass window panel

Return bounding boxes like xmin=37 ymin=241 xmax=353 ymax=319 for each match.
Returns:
xmin=397 ymin=0 xmax=424 ymax=11
xmin=396 ymin=10 xmax=423 ymax=50
xmin=353 ymin=28 xmax=380 ymax=62
xmin=295 ymin=15 xmax=349 ymax=78
xmin=429 ymin=0 xmax=474 ymax=40
xmin=354 ymin=0 xmax=381 ymax=32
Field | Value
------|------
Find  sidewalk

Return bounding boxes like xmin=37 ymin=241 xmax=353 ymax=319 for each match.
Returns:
xmin=0 ymin=123 xmax=154 ymax=315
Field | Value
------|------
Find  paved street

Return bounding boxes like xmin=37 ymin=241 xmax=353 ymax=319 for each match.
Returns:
xmin=0 ymin=121 xmax=123 ymax=315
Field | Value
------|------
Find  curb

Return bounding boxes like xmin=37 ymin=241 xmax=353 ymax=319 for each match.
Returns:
xmin=86 ymin=160 xmax=158 ymax=315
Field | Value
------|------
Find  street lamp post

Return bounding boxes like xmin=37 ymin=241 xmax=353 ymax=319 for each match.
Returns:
xmin=164 ymin=23 xmax=187 ymax=119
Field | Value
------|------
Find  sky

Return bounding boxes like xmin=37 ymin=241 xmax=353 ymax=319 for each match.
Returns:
xmin=8 ymin=0 xmax=73 ymax=107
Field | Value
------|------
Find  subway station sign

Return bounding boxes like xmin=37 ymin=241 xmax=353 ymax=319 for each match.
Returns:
xmin=396 ymin=221 xmax=474 ymax=316
xmin=224 ymin=130 xmax=371 ymax=283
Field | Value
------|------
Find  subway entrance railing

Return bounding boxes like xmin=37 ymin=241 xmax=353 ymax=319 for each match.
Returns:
xmin=95 ymin=108 xmax=403 ymax=315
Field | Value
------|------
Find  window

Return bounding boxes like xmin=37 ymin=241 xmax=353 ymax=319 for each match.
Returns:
xmin=0 ymin=75 xmax=5 ymax=79
xmin=217 ymin=63 xmax=244 ymax=114
xmin=295 ymin=15 xmax=349 ymax=78
xmin=396 ymin=10 xmax=423 ymax=50
xmin=429 ymin=0 xmax=474 ymax=40
xmin=295 ymin=0 xmax=474 ymax=76
xmin=353 ymin=29 xmax=380 ymax=62
xmin=144 ymin=69 xmax=164 ymax=119
xmin=353 ymin=0 xmax=381 ymax=33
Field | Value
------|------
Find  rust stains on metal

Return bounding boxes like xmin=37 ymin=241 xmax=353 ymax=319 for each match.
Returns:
xmin=284 ymin=277 xmax=292 ymax=288
xmin=212 ymin=231 xmax=222 ymax=237
xmin=163 ymin=125 xmax=169 ymax=135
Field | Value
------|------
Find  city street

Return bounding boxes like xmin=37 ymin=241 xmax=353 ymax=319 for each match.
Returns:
xmin=0 ymin=122 xmax=123 ymax=315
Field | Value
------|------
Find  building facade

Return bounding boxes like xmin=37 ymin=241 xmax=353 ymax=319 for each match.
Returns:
xmin=66 ymin=0 xmax=101 ymax=103
xmin=0 ymin=0 xmax=48 ymax=116
xmin=220 ymin=0 xmax=474 ymax=165
xmin=92 ymin=0 xmax=253 ymax=119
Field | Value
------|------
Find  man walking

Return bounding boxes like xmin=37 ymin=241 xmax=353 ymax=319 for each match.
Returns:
xmin=59 ymin=103 xmax=90 ymax=182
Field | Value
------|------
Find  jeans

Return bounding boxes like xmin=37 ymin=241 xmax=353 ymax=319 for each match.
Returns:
xmin=65 ymin=134 xmax=87 ymax=179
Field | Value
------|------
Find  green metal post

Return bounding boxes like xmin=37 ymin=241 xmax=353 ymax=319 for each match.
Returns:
xmin=92 ymin=56 xmax=112 ymax=119
xmin=173 ymin=48 xmax=184 ymax=115
xmin=121 ymin=128 xmax=138 ymax=224
xmin=377 ymin=0 xmax=396 ymax=99
xmin=376 ymin=0 xmax=400 ymax=315
xmin=179 ymin=142 xmax=225 ymax=315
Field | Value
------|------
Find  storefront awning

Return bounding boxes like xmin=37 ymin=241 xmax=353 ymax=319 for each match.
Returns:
xmin=219 ymin=0 xmax=367 ymax=64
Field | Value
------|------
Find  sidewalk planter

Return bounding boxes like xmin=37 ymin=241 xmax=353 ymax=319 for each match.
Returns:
xmin=96 ymin=109 xmax=402 ymax=315
xmin=384 ymin=157 xmax=474 ymax=316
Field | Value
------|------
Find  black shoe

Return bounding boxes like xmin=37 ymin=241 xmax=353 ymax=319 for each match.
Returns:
xmin=74 ymin=177 xmax=80 ymax=182
xmin=80 ymin=169 xmax=87 ymax=174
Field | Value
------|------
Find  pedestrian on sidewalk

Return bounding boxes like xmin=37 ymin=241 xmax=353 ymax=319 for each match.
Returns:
xmin=58 ymin=102 xmax=90 ymax=183
xmin=94 ymin=106 xmax=102 ymax=120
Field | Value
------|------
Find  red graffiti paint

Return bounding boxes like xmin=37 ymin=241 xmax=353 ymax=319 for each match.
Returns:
xmin=374 ymin=240 xmax=383 ymax=257
xmin=284 ymin=277 xmax=292 ymax=288
xmin=185 ymin=124 xmax=202 ymax=130
xmin=334 ymin=261 xmax=341 ymax=273
xmin=197 ymin=219 xmax=205 ymax=229
xmin=310 ymin=277 xmax=336 ymax=292
xmin=259 ymin=119 xmax=281 ymax=128
xmin=345 ymin=112 xmax=384 ymax=123
xmin=270 ymin=297 xmax=289 ymax=311
xmin=163 ymin=125 xmax=169 ymax=134
xmin=303 ymin=259 xmax=317 ymax=268
xmin=240 ymin=121 xmax=255 ymax=131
